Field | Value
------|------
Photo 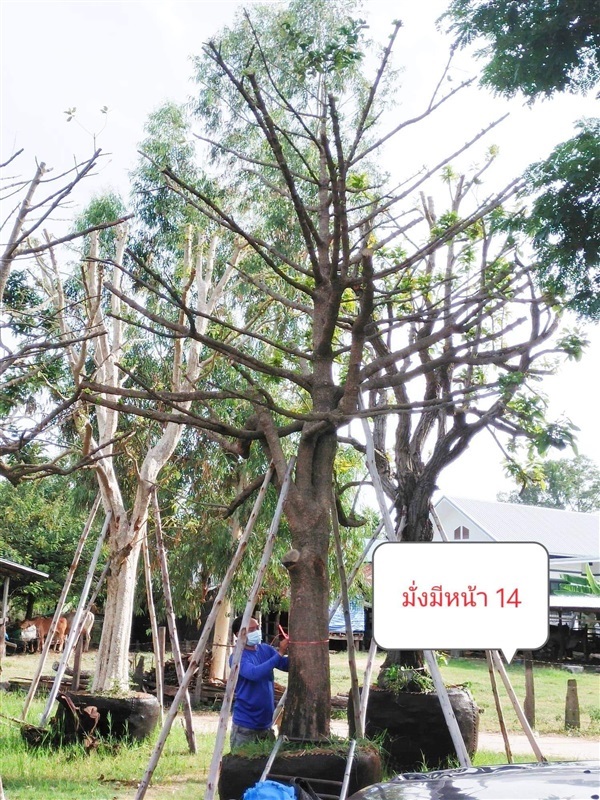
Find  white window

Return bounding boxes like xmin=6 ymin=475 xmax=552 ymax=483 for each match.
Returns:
xmin=454 ymin=525 xmax=469 ymax=540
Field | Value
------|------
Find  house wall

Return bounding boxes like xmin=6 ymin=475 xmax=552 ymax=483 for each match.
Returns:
xmin=432 ymin=497 xmax=495 ymax=543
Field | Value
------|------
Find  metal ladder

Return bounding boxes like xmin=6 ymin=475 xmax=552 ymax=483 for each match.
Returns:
xmin=260 ymin=736 xmax=357 ymax=800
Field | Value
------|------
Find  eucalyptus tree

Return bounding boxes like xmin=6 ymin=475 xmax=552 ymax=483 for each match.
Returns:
xmin=21 ymin=99 xmax=247 ymax=691
xmin=81 ymin=1 xmax=540 ymax=739
xmin=0 ymin=149 xmax=130 ymax=484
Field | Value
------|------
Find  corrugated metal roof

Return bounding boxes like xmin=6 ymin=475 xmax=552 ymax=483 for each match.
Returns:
xmin=435 ymin=496 xmax=599 ymax=559
xmin=0 ymin=558 xmax=49 ymax=584
xmin=549 ymin=595 xmax=600 ymax=611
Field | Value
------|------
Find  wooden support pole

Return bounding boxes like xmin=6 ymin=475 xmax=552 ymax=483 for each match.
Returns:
xmin=71 ymin=635 xmax=84 ymax=692
xmin=22 ymin=496 xmax=102 ymax=721
xmin=423 ymin=650 xmax=471 ymax=768
xmin=523 ymin=650 xmax=535 ymax=729
xmin=158 ymin=627 xmax=166 ymax=698
xmin=39 ymin=511 xmax=110 ymax=727
xmin=359 ymin=398 xmax=396 ymax=541
xmin=205 ymin=458 xmax=295 ymax=800
xmin=151 ymin=489 xmax=196 ymax=754
xmin=565 ymin=679 xmax=580 ymax=729
xmin=359 ymin=637 xmax=378 ymax=735
xmin=134 ymin=463 xmax=277 ymax=800
xmin=331 ymin=490 xmax=363 ymax=739
xmin=490 ymin=650 xmax=546 ymax=762
xmin=142 ymin=527 xmax=164 ymax=724
xmin=485 ymin=650 xmax=512 ymax=763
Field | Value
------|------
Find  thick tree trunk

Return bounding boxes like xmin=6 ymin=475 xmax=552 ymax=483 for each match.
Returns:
xmin=93 ymin=513 xmax=144 ymax=692
xmin=279 ymin=431 xmax=336 ymax=740
xmin=380 ymin=477 xmax=435 ymax=675
xmin=281 ymin=522 xmax=332 ymax=740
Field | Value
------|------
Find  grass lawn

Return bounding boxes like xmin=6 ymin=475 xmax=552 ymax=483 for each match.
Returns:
xmin=0 ymin=649 xmax=598 ymax=798
xmin=329 ymin=650 xmax=600 ymax=737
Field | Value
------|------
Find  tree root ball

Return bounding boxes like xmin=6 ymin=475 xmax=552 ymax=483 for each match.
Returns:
xmin=219 ymin=744 xmax=382 ymax=800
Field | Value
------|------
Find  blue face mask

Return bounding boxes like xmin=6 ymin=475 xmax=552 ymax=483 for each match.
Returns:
xmin=247 ymin=629 xmax=262 ymax=647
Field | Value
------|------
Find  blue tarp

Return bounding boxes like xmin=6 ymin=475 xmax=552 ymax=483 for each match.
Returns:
xmin=328 ymin=598 xmax=364 ymax=634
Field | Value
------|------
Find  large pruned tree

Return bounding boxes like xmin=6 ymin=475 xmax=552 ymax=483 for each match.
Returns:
xmin=79 ymin=1 xmax=569 ymax=738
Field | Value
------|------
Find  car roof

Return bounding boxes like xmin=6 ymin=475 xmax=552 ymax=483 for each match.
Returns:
xmin=349 ymin=761 xmax=600 ymax=800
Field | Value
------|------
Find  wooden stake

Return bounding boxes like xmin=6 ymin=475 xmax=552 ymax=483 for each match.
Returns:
xmin=151 ymin=489 xmax=196 ymax=754
xmin=565 ymin=679 xmax=580 ymax=729
xmin=359 ymin=637 xmax=378 ymax=734
xmin=423 ymin=650 xmax=471 ymax=767
xmin=134 ymin=463 xmax=276 ymax=800
xmin=524 ymin=650 xmax=535 ymax=729
xmin=71 ymin=635 xmax=84 ymax=692
xmin=485 ymin=650 xmax=512 ymax=763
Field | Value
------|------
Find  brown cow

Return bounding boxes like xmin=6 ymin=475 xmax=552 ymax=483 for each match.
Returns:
xmin=20 ymin=616 xmax=68 ymax=653
xmin=64 ymin=610 xmax=95 ymax=652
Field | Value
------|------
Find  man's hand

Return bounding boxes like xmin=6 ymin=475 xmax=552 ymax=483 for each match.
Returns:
xmin=277 ymin=625 xmax=289 ymax=655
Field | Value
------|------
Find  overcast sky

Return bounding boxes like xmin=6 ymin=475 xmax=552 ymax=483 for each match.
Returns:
xmin=1 ymin=0 xmax=598 ymax=503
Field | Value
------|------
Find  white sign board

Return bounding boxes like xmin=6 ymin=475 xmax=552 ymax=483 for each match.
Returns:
xmin=372 ymin=542 xmax=549 ymax=663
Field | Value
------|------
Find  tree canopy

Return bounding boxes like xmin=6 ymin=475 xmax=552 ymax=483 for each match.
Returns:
xmin=442 ymin=0 xmax=600 ymax=98
xmin=498 ymin=453 xmax=600 ymax=512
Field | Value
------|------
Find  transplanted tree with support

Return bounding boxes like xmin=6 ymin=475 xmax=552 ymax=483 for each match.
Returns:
xmin=80 ymin=1 xmax=580 ymax=741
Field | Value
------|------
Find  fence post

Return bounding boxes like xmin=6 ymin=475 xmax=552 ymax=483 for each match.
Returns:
xmin=523 ymin=650 xmax=535 ymax=728
xmin=565 ymin=679 xmax=580 ymax=729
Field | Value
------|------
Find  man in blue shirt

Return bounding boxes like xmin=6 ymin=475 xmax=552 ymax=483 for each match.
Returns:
xmin=229 ymin=615 xmax=289 ymax=750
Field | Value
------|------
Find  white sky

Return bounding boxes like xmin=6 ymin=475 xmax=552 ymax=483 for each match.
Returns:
xmin=1 ymin=0 xmax=599 ymax=502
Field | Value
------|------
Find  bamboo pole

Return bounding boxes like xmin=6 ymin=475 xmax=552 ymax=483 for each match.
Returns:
xmin=205 ymin=458 xmax=295 ymax=800
xmin=151 ymin=489 xmax=196 ymax=753
xmin=87 ymin=560 xmax=109 ymax=610
xmin=339 ymin=739 xmax=357 ymax=800
xmin=359 ymin=398 xmax=396 ymax=541
xmin=423 ymin=650 xmax=471 ymax=767
xmin=331 ymin=491 xmax=363 ymax=738
xmin=142 ymin=523 xmax=164 ymax=724
xmin=485 ymin=650 xmax=513 ymax=762
xmin=39 ymin=511 xmax=110 ymax=726
xmin=71 ymin=635 xmax=84 ymax=692
xmin=259 ymin=735 xmax=285 ymax=782
xmin=134 ymin=463 xmax=276 ymax=800
xmin=490 ymin=650 xmax=546 ymax=762
xmin=21 ymin=495 xmax=102 ymax=720
xmin=359 ymin=637 xmax=379 ymax=734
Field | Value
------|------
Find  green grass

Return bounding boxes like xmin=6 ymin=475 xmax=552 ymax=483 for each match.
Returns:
xmin=0 ymin=651 xmax=598 ymax=798
xmin=328 ymin=650 xmax=600 ymax=737
xmin=0 ymin=691 xmax=213 ymax=800
xmin=439 ymin=656 xmax=600 ymax=736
